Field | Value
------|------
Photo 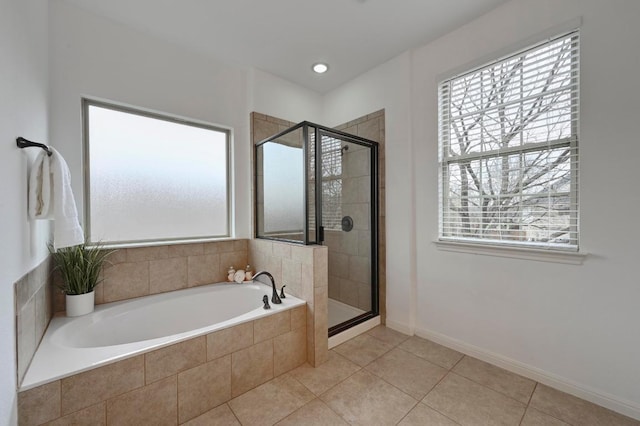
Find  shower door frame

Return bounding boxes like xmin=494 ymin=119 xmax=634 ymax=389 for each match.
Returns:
xmin=254 ymin=121 xmax=380 ymax=336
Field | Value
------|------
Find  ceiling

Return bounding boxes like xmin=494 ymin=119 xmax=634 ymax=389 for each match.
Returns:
xmin=60 ymin=0 xmax=509 ymax=93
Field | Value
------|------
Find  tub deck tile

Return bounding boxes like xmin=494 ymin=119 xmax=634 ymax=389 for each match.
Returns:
xmin=146 ymin=336 xmax=206 ymax=384
xmin=106 ymin=376 xmax=177 ymax=426
xmin=61 ymin=356 xmax=144 ymax=415
xmin=18 ymin=381 xmax=60 ymax=426
xmin=207 ymin=321 xmax=253 ymax=361
xmin=178 ymin=355 xmax=232 ymax=423
xmin=43 ymin=402 xmax=106 ymax=426
xmin=254 ymin=310 xmax=291 ymax=343
xmin=231 ymin=340 xmax=274 ymax=397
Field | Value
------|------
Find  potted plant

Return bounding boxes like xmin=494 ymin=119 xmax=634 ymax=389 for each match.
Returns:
xmin=50 ymin=243 xmax=114 ymax=317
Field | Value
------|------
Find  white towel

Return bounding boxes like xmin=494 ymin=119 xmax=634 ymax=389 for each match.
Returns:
xmin=28 ymin=147 xmax=84 ymax=249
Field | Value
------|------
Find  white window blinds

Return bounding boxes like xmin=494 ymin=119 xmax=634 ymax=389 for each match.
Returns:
xmin=438 ymin=31 xmax=579 ymax=250
xmin=321 ymin=135 xmax=343 ymax=230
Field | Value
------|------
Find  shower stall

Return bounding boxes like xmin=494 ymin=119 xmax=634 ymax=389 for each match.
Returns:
xmin=255 ymin=122 xmax=379 ymax=336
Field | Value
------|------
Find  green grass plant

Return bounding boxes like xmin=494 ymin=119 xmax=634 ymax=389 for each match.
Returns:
xmin=50 ymin=244 xmax=115 ymax=295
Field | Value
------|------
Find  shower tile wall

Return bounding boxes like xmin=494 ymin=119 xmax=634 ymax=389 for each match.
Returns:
xmin=52 ymin=240 xmax=249 ymax=313
xmin=248 ymin=239 xmax=329 ymax=367
xmin=326 ymin=143 xmax=372 ymax=312
xmin=14 ymin=256 xmax=53 ymax=384
xmin=251 ymin=110 xmax=386 ymax=323
xmin=332 ymin=110 xmax=386 ymax=320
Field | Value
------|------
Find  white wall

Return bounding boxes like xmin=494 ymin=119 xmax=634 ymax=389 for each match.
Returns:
xmin=323 ymin=52 xmax=414 ymax=334
xmin=49 ymin=1 xmax=325 ymax=241
xmin=0 ymin=0 xmax=50 ymax=423
xmin=412 ymin=0 xmax=640 ymax=417
xmin=49 ymin=0 xmax=253 ymax=238
xmin=249 ymin=68 xmax=322 ymax=124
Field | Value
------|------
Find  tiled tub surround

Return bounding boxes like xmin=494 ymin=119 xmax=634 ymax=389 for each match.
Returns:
xmin=22 ymin=282 xmax=304 ymax=390
xmin=52 ymin=239 xmax=248 ymax=313
xmin=15 ymin=256 xmax=53 ymax=384
xmin=249 ymin=239 xmax=329 ymax=367
xmin=18 ymin=303 xmax=307 ymax=425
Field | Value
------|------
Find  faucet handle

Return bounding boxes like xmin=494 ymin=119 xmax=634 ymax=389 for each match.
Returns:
xmin=262 ymin=295 xmax=271 ymax=310
xmin=279 ymin=285 xmax=286 ymax=299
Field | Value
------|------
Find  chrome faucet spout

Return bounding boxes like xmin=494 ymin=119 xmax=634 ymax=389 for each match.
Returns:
xmin=252 ymin=270 xmax=282 ymax=304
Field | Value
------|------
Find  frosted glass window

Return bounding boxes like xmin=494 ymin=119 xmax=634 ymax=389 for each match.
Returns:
xmin=262 ymin=143 xmax=304 ymax=234
xmin=85 ymin=101 xmax=229 ymax=244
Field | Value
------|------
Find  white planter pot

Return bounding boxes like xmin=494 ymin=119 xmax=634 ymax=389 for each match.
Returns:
xmin=66 ymin=291 xmax=95 ymax=317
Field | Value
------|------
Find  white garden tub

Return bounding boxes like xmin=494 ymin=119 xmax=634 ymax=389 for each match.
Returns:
xmin=21 ymin=281 xmax=304 ymax=391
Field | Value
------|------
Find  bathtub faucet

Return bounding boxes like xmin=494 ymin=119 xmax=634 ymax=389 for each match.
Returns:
xmin=252 ymin=271 xmax=282 ymax=305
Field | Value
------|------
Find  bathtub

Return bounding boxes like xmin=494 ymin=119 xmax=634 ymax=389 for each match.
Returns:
xmin=21 ymin=281 xmax=305 ymax=391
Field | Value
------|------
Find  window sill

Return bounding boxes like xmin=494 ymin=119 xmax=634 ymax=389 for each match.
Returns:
xmin=95 ymin=237 xmax=237 ymax=250
xmin=433 ymin=240 xmax=587 ymax=265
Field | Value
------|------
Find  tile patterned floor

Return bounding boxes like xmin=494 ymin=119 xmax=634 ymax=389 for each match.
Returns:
xmin=185 ymin=326 xmax=640 ymax=426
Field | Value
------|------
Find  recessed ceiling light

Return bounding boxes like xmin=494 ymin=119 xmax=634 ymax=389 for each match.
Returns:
xmin=312 ymin=63 xmax=329 ymax=74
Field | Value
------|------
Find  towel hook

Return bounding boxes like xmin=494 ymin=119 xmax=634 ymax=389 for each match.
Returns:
xmin=17 ymin=137 xmax=52 ymax=156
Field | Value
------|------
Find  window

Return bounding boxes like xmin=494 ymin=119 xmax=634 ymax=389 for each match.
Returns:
xmin=321 ymin=135 xmax=343 ymax=230
xmin=438 ymin=31 xmax=579 ymax=250
xmin=84 ymin=100 xmax=230 ymax=245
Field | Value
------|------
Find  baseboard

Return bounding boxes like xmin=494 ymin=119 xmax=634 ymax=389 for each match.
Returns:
xmin=328 ymin=316 xmax=380 ymax=349
xmin=415 ymin=326 xmax=640 ymax=421
xmin=384 ymin=319 xmax=414 ymax=336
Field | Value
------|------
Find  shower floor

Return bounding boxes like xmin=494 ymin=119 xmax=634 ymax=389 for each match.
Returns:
xmin=328 ymin=298 xmax=366 ymax=328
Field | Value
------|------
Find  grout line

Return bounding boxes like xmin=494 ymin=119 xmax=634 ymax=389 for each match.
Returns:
xmin=312 ymin=395 xmax=353 ymax=425
xmin=426 ymin=366 xmax=451 ymax=397
xmin=527 ymin=382 xmax=539 ymax=407
xmin=174 ymin=377 xmax=179 ymax=426
xmin=450 ymin=353 xmax=466 ymax=371
xmin=227 ymin=401 xmax=243 ymax=425
xmin=414 ymin=400 xmax=463 ymax=426
xmin=446 ymin=371 xmax=529 ymax=408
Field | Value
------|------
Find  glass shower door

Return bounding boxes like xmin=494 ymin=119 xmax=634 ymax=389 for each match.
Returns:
xmin=255 ymin=122 xmax=379 ymax=336
xmin=318 ymin=131 xmax=378 ymax=335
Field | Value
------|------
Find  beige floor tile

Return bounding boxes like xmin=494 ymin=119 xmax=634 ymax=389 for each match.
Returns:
xmin=452 ymin=356 xmax=536 ymax=403
xmin=182 ymin=404 xmax=240 ymax=426
xmin=365 ymin=347 xmax=448 ymax=400
xmin=423 ymin=373 xmax=526 ymax=425
xmin=398 ymin=403 xmax=459 ymax=426
xmin=320 ymin=370 xmax=418 ymax=426
xmin=333 ymin=333 xmax=393 ymax=367
xmin=520 ymin=407 xmax=570 ymax=426
xmin=228 ymin=374 xmax=315 ymax=426
xmin=289 ymin=351 xmax=360 ymax=396
xmin=275 ymin=399 xmax=349 ymax=426
xmin=399 ymin=336 xmax=464 ymax=369
xmin=529 ymin=384 xmax=640 ymax=426
xmin=366 ymin=325 xmax=410 ymax=347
